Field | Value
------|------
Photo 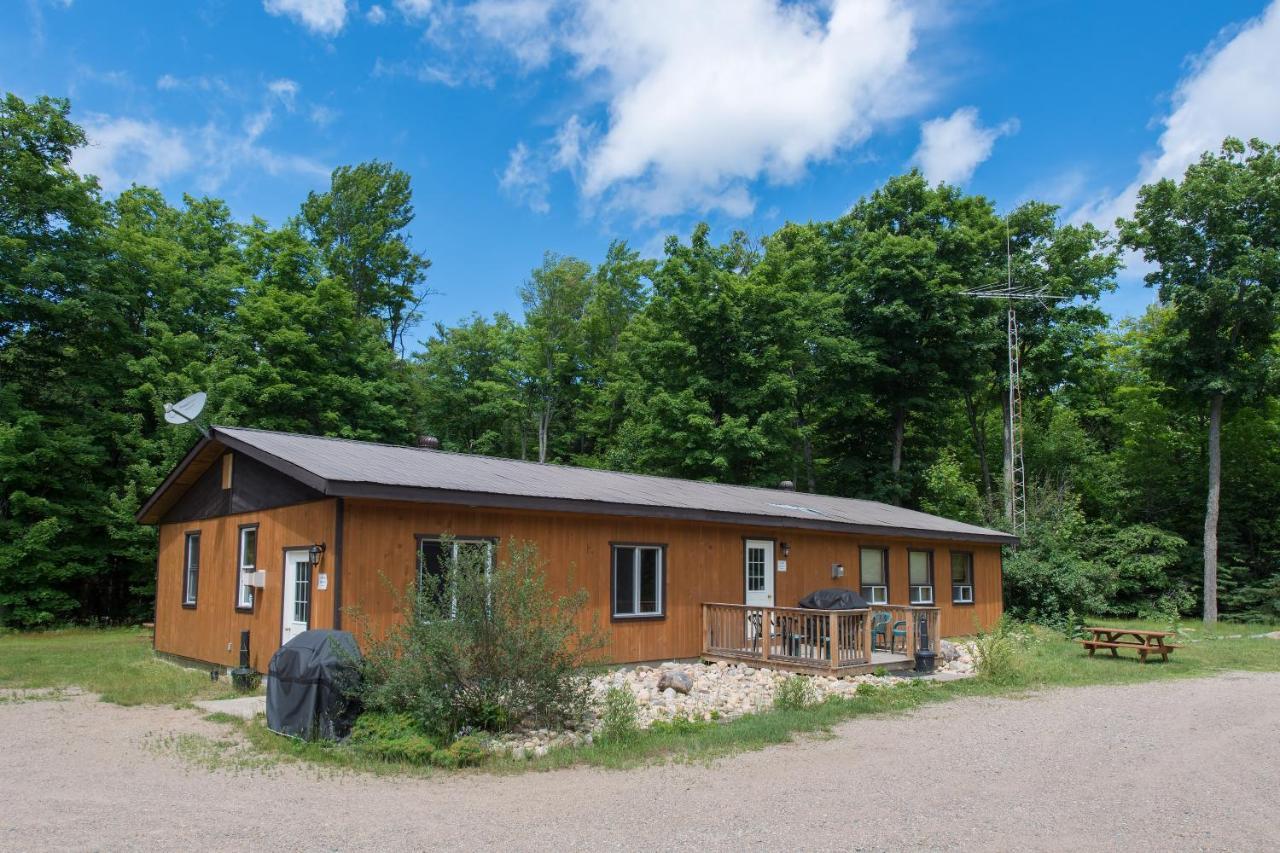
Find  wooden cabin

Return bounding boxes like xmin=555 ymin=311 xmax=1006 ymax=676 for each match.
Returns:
xmin=138 ymin=427 xmax=1016 ymax=675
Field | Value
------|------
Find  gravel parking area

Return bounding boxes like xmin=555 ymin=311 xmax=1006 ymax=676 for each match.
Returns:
xmin=2 ymin=671 xmax=1277 ymax=851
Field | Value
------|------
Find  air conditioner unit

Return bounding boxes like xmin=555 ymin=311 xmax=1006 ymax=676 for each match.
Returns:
xmin=249 ymin=570 xmax=267 ymax=588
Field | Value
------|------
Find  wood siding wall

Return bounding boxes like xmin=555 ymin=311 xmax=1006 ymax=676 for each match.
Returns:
xmin=155 ymin=499 xmax=337 ymax=670
xmin=155 ymin=496 xmax=1003 ymax=668
xmin=340 ymin=499 xmax=1003 ymax=664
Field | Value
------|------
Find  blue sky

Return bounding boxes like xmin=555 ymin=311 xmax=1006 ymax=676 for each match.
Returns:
xmin=5 ymin=0 xmax=1280 ymax=342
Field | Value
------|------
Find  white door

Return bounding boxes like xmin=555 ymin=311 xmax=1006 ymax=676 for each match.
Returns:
xmin=744 ymin=540 xmax=775 ymax=607
xmin=281 ymin=548 xmax=312 ymax=645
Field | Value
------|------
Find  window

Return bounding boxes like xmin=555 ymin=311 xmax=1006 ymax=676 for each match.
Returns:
xmin=236 ymin=525 xmax=258 ymax=609
xmin=746 ymin=546 xmax=766 ymax=592
xmin=951 ymin=552 xmax=974 ymax=604
xmin=294 ymin=558 xmax=311 ymax=624
xmin=182 ymin=532 xmax=200 ymax=606
xmin=909 ymin=550 xmax=934 ymax=604
xmin=417 ymin=537 xmax=494 ymax=616
xmin=613 ymin=544 xmax=664 ymax=619
xmin=860 ymin=547 xmax=888 ymax=604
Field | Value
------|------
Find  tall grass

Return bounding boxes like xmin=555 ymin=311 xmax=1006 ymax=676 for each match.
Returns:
xmin=0 ymin=628 xmax=237 ymax=706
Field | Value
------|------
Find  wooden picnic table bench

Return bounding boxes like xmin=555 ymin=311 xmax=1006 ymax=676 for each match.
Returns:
xmin=1078 ymin=626 xmax=1180 ymax=663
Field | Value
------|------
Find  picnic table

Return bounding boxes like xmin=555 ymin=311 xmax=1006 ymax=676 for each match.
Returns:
xmin=1079 ymin=626 xmax=1180 ymax=663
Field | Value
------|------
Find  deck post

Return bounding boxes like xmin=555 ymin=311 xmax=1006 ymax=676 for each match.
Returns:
xmin=828 ymin=611 xmax=839 ymax=672
xmin=701 ymin=603 xmax=708 ymax=656
xmin=862 ymin=609 xmax=873 ymax=665
xmin=906 ymin=607 xmax=916 ymax=658
xmin=760 ymin=607 xmax=770 ymax=662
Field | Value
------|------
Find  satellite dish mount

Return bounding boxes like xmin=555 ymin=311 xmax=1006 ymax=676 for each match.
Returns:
xmin=164 ymin=391 xmax=209 ymax=438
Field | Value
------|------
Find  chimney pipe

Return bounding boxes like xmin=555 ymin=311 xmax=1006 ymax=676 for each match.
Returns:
xmin=417 ymin=435 xmax=441 ymax=450
xmin=779 ymin=480 xmax=796 ymax=491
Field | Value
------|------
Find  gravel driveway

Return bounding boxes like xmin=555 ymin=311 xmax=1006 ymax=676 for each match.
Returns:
xmin=2 ymin=671 xmax=1277 ymax=851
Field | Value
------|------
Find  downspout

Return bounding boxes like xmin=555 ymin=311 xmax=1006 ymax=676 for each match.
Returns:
xmin=332 ymin=497 xmax=345 ymax=630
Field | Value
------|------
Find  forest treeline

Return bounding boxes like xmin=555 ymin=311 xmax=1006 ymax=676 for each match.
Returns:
xmin=2 ymin=94 xmax=1278 ymax=628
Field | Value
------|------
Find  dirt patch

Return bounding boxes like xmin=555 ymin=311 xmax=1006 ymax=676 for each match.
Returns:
xmin=1 ymin=673 xmax=1276 ymax=851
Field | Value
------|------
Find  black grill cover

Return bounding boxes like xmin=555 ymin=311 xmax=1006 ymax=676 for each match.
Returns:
xmin=266 ymin=629 xmax=362 ymax=740
xmin=798 ymin=588 xmax=869 ymax=610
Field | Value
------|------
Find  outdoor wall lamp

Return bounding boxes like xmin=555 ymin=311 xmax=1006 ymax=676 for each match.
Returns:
xmin=308 ymin=542 xmax=326 ymax=570
xmin=831 ymin=562 xmax=844 ymax=579
xmin=780 ymin=541 xmax=791 ymax=558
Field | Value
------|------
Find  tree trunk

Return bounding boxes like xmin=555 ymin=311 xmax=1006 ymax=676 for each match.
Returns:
xmin=963 ymin=388 xmax=993 ymax=505
xmin=891 ymin=407 xmax=906 ymax=475
xmin=1203 ymin=392 xmax=1223 ymax=624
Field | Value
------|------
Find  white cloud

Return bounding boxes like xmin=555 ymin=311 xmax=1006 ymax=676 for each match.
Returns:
xmin=71 ymin=117 xmax=193 ymax=193
xmin=554 ymin=0 xmax=925 ymax=220
xmin=366 ymin=4 xmax=386 ymax=23
xmin=72 ymin=82 xmax=329 ymax=196
xmin=1074 ymin=0 xmax=1280 ymax=229
xmin=393 ymin=0 xmax=433 ymax=20
xmin=263 ymin=0 xmax=349 ymax=36
xmin=309 ymin=104 xmax=339 ymax=127
xmin=466 ymin=0 xmax=557 ymax=70
xmin=268 ymin=78 xmax=301 ymax=105
xmin=499 ymin=141 xmax=550 ymax=213
xmin=912 ymin=107 xmax=1017 ymax=185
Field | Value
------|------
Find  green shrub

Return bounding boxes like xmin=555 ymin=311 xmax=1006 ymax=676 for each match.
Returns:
xmin=437 ymin=735 xmax=486 ymax=768
xmin=648 ymin=714 xmax=709 ymax=735
xmin=773 ymin=675 xmax=816 ymax=711
xmin=971 ymin=619 xmax=1027 ymax=685
xmin=356 ymin=538 xmax=609 ymax=739
xmin=348 ymin=712 xmax=439 ymax=764
xmin=598 ymin=686 xmax=639 ymax=743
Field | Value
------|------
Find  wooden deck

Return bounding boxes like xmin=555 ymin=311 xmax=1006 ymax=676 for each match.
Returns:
xmin=702 ymin=602 xmax=939 ymax=676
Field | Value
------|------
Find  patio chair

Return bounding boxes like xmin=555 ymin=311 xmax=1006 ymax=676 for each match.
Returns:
xmin=747 ymin=611 xmax=779 ymax=655
xmin=871 ymin=612 xmax=890 ymax=650
xmin=891 ymin=619 xmax=908 ymax=654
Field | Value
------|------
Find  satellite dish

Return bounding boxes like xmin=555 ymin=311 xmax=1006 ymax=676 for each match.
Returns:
xmin=164 ymin=391 xmax=209 ymax=436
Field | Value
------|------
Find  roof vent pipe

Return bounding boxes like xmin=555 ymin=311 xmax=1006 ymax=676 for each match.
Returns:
xmin=417 ymin=435 xmax=441 ymax=450
xmin=778 ymin=480 xmax=796 ymax=491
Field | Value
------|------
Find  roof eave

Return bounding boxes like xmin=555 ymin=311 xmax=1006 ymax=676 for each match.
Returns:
xmin=326 ymin=480 xmax=1020 ymax=545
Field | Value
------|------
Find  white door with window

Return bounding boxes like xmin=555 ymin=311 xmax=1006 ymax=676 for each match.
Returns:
xmin=281 ymin=548 xmax=312 ymax=645
xmin=744 ymin=540 xmax=775 ymax=607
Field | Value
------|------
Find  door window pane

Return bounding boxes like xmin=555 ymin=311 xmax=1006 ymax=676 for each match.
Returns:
xmin=746 ymin=546 xmax=765 ymax=592
xmin=294 ymin=560 xmax=311 ymax=624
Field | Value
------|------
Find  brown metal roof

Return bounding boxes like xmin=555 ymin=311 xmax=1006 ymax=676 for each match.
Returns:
xmin=149 ymin=425 xmax=1016 ymax=544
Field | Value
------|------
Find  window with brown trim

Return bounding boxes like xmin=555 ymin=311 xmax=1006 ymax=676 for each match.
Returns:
xmin=417 ymin=537 xmax=494 ymax=617
xmin=236 ymin=524 xmax=257 ymax=610
xmin=859 ymin=547 xmax=888 ymax=604
xmin=612 ymin=544 xmax=664 ymax=619
xmin=908 ymin=550 xmax=934 ymax=604
xmin=182 ymin=532 xmax=200 ymax=606
xmin=951 ymin=551 xmax=974 ymax=604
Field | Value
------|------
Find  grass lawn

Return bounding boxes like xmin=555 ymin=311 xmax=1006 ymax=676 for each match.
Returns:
xmin=0 ymin=627 xmax=239 ymax=706
xmin=3 ymin=619 xmax=1277 ymax=771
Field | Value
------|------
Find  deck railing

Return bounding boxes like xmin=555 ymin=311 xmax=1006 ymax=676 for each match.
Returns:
xmin=702 ymin=602 xmax=941 ymax=674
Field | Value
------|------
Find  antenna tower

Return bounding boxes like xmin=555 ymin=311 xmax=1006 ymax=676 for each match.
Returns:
xmin=961 ymin=224 xmax=1067 ymax=536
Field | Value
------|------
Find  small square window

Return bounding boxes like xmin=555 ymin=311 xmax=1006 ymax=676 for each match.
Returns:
xmin=860 ymin=547 xmax=888 ymax=604
xmin=909 ymin=550 xmax=934 ymax=605
xmin=951 ymin=552 xmax=974 ymax=604
xmin=613 ymin=545 xmax=664 ymax=619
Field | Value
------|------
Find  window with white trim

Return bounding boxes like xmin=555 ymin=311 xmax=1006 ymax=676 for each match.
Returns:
xmin=417 ymin=537 xmax=494 ymax=616
xmin=183 ymin=532 xmax=200 ymax=606
xmin=237 ymin=526 xmax=257 ymax=609
xmin=860 ymin=547 xmax=888 ymax=604
xmin=951 ymin=551 xmax=974 ymax=604
xmin=909 ymin=550 xmax=934 ymax=604
xmin=613 ymin=544 xmax=664 ymax=619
